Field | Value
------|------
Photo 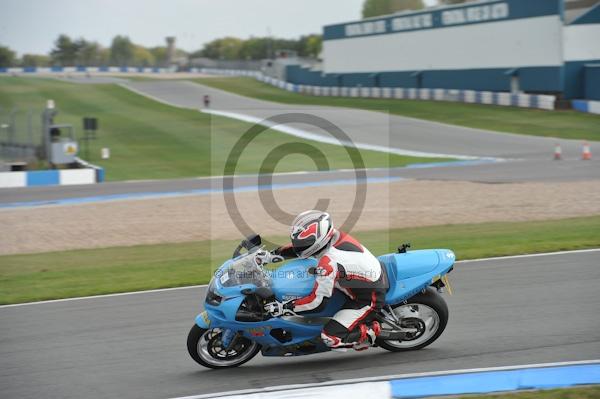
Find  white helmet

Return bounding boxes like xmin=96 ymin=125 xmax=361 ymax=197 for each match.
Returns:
xmin=290 ymin=210 xmax=334 ymax=258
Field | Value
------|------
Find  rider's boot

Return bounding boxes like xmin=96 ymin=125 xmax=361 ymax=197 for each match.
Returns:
xmin=353 ymin=321 xmax=381 ymax=351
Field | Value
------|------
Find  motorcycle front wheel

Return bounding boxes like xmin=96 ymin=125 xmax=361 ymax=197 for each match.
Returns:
xmin=377 ymin=287 xmax=448 ymax=352
xmin=187 ymin=325 xmax=261 ymax=369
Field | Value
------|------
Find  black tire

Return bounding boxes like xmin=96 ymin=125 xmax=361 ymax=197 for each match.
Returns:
xmin=377 ymin=287 xmax=449 ymax=352
xmin=187 ymin=325 xmax=261 ymax=369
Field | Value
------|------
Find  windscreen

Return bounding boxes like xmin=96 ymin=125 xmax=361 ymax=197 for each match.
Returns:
xmin=218 ymin=253 xmax=271 ymax=288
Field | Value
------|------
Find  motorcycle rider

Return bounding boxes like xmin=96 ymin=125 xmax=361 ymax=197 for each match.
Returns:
xmin=261 ymin=210 xmax=386 ymax=350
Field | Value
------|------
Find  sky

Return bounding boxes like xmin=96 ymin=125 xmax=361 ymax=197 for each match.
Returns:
xmin=1 ymin=0 xmax=438 ymax=56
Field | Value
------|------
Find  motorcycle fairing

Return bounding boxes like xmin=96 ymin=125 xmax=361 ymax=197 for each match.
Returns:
xmin=195 ymin=249 xmax=455 ymax=354
xmin=269 ymin=258 xmax=317 ymax=301
xmin=382 ymin=249 xmax=455 ymax=304
xmin=202 ymin=300 xmax=327 ymax=347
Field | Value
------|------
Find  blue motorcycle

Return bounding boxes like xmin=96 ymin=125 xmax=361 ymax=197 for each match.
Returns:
xmin=187 ymin=235 xmax=455 ymax=369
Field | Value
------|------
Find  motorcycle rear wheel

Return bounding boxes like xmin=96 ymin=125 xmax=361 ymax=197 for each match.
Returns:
xmin=377 ymin=287 xmax=448 ymax=352
xmin=187 ymin=325 xmax=261 ymax=369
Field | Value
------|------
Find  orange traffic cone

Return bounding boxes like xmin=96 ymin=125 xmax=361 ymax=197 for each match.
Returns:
xmin=582 ymin=141 xmax=592 ymax=160
xmin=554 ymin=143 xmax=562 ymax=160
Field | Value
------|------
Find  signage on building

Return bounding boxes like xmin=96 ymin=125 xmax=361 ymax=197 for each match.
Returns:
xmin=326 ymin=0 xmax=560 ymax=40
xmin=345 ymin=3 xmax=509 ymax=37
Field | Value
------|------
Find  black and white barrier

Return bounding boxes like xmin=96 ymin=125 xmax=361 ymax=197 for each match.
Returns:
xmin=200 ymin=68 xmax=556 ymax=111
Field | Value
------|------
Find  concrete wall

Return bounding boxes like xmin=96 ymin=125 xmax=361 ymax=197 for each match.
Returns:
xmin=583 ymin=65 xmax=600 ymax=100
xmin=309 ymin=0 xmax=599 ymax=99
xmin=0 ymin=168 xmax=103 ymax=188
xmin=315 ymin=0 xmax=565 ymax=93
xmin=562 ymin=4 xmax=600 ymax=98
xmin=323 ymin=16 xmax=562 ymax=74
xmin=323 ymin=0 xmax=562 ymax=72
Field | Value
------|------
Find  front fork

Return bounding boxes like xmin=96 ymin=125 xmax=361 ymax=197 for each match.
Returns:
xmin=220 ymin=329 xmax=236 ymax=348
xmin=196 ymin=311 xmax=240 ymax=350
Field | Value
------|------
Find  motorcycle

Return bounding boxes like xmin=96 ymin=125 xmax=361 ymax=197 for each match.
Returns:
xmin=187 ymin=235 xmax=455 ymax=369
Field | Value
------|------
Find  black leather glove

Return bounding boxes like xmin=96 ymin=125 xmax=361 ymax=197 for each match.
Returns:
xmin=255 ymin=250 xmax=285 ymax=266
xmin=264 ymin=300 xmax=295 ymax=317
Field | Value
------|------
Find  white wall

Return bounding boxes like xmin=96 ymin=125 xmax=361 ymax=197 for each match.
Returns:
xmin=59 ymin=169 xmax=96 ymax=185
xmin=0 ymin=172 xmax=26 ymax=188
xmin=563 ymin=24 xmax=600 ymax=62
xmin=323 ymin=16 xmax=563 ymax=73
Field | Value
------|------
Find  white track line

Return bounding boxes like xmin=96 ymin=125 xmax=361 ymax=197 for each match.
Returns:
xmin=203 ymin=109 xmax=488 ymax=161
xmin=457 ymin=248 xmax=600 ymax=263
xmin=169 ymin=359 xmax=600 ymax=399
xmin=0 ymin=284 xmax=208 ymax=309
xmin=1 ymin=248 xmax=597 ymax=309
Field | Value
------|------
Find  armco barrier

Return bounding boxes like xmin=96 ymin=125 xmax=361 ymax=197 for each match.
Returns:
xmin=0 ymin=167 xmax=103 ymax=188
xmin=201 ymin=68 xmax=557 ymax=110
xmin=0 ymin=66 xmax=173 ymax=74
xmin=185 ymin=361 xmax=600 ymax=399
xmin=572 ymin=99 xmax=600 ymax=115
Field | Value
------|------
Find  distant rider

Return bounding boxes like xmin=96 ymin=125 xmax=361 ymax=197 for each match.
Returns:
xmin=260 ymin=210 xmax=386 ymax=351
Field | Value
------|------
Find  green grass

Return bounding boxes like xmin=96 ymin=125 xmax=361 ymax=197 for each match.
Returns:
xmin=193 ymin=77 xmax=600 ymax=141
xmin=456 ymin=386 xmax=600 ymax=399
xmin=0 ymin=77 xmax=446 ymax=181
xmin=1 ymin=216 xmax=598 ymax=305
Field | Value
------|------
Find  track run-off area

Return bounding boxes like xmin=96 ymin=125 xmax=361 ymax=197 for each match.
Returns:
xmin=1 ymin=250 xmax=599 ymax=399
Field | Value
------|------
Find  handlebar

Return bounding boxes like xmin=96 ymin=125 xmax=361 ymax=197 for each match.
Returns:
xmin=233 ymin=234 xmax=263 ymax=258
xmin=232 ymin=243 xmax=244 ymax=258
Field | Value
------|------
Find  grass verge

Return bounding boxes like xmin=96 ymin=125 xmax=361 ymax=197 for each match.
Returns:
xmin=1 ymin=216 xmax=598 ymax=305
xmin=0 ymin=77 xmax=445 ymax=181
xmin=192 ymin=77 xmax=600 ymax=141
xmin=456 ymin=386 xmax=600 ymax=399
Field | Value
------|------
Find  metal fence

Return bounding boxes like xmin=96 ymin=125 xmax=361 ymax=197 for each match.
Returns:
xmin=0 ymin=107 xmax=43 ymax=166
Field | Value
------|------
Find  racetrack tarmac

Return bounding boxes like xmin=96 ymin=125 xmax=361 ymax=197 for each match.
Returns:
xmin=1 ymin=251 xmax=599 ymax=399
xmin=124 ymin=80 xmax=587 ymax=160
xmin=1 ymin=158 xmax=599 ymax=205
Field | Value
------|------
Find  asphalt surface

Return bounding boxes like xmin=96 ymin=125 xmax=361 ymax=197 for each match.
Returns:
xmin=1 ymin=158 xmax=599 ymax=206
xmin=1 ymin=251 xmax=599 ymax=399
xmin=125 ymin=80 xmax=582 ymax=160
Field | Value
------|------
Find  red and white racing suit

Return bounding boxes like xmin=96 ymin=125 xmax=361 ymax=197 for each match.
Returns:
xmin=274 ymin=230 xmax=387 ymax=348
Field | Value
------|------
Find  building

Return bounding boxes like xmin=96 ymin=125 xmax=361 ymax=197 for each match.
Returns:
xmin=284 ymin=0 xmax=600 ymax=100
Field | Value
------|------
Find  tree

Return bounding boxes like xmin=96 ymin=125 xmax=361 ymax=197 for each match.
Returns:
xmin=191 ymin=34 xmax=323 ymax=62
xmin=50 ymin=34 xmax=79 ymax=66
xmin=110 ymin=35 xmax=134 ymax=66
xmin=97 ymin=47 xmax=111 ymax=66
xmin=200 ymin=37 xmax=244 ymax=60
xmin=132 ymin=45 xmax=155 ymax=67
xmin=149 ymin=47 xmax=168 ymax=67
xmin=362 ymin=0 xmax=425 ymax=18
xmin=298 ymin=34 xmax=322 ymax=58
xmin=0 ymin=45 xmax=16 ymax=67
xmin=21 ymin=54 xmax=50 ymax=67
xmin=75 ymin=39 xmax=104 ymax=66
xmin=239 ymin=37 xmax=269 ymax=60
